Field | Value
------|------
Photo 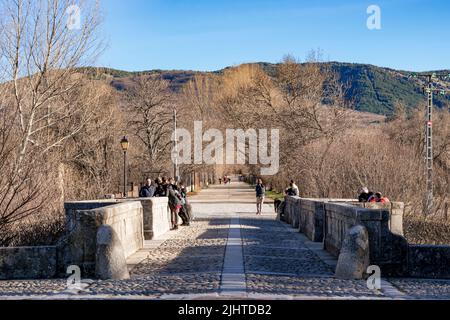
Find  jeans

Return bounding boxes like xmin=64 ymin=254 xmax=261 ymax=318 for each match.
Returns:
xmin=256 ymin=196 xmax=265 ymax=214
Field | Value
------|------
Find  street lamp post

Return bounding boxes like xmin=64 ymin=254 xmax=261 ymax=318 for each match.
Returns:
xmin=120 ymin=136 xmax=129 ymax=198
xmin=173 ymin=108 xmax=179 ymax=182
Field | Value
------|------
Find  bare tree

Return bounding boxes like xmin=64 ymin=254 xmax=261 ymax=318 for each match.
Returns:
xmin=181 ymin=73 xmax=225 ymax=183
xmin=183 ymin=73 xmax=218 ymax=123
xmin=0 ymin=0 xmax=103 ymax=163
xmin=123 ymin=75 xmax=174 ymax=174
xmin=0 ymin=0 xmax=103 ymax=244
xmin=211 ymin=56 xmax=351 ymax=179
xmin=274 ymin=55 xmax=351 ymax=146
xmin=61 ymin=80 xmax=123 ymax=200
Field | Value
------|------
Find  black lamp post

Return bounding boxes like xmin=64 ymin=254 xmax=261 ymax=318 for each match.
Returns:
xmin=173 ymin=108 xmax=179 ymax=182
xmin=120 ymin=136 xmax=129 ymax=198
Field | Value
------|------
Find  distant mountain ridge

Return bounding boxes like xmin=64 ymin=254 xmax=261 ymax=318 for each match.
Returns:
xmin=82 ymin=62 xmax=450 ymax=116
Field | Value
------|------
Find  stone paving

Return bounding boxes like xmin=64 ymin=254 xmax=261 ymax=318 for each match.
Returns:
xmin=1 ymin=181 xmax=450 ymax=299
xmin=388 ymin=279 xmax=450 ymax=300
xmin=0 ymin=279 xmax=67 ymax=297
xmin=246 ymin=274 xmax=384 ymax=298
xmin=241 ymin=218 xmax=335 ymax=276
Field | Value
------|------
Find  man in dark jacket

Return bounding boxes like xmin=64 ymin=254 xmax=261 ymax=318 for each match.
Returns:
xmin=285 ymin=180 xmax=300 ymax=197
xmin=358 ymin=187 xmax=370 ymax=202
xmin=139 ymin=178 xmax=156 ymax=198
xmin=178 ymin=181 xmax=192 ymax=225
xmin=154 ymin=177 xmax=167 ymax=197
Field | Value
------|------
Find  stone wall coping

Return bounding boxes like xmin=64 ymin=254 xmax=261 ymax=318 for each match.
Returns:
xmin=75 ymin=201 xmax=143 ymax=219
xmin=119 ymin=197 xmax=169 ymax=204
xmin=65 ymin=199 xmax=142 ymax=212
xmin=65 ymin=199 xmax=119 ymax=204
xmin=0 ymin=245 xmax=57 ymax=251
xmin=286 ymin=196 xmax=358 ymax=203
xmin=65 ymin=197 xmax=169 ymax=211
xmin=325 ymin=202 xmax=387 ymax=221
xmin=302 ymin=198 xmax=358 ymax=202
xmin=64 ymin=200 xmax=119 ymax=212
xmin=285 ymin=197 xmax=404 ymax=208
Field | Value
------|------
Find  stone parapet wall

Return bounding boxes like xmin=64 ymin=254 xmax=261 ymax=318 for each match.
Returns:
xmin=408 ymin=245 xmax=450 ymax=279
xmin=106 ymin=197 xmax=172 ymax=240
xmin=299 ymin=199 xmax=317 ymax=239
xmin=130 ymin=197 xmax=171 ymax=240
xmin=323 ymin=202 xmax=408 ymax=276
xmin=59 ymin=201 xmax=144 ymax=277
xmin=1 ymin=196 xmax=174 ymax=280
xmin=281 ymin=197 xmax=450 ymax=279
xmin=359 ymin=202 xmax=404 ymax=236
xmin=284 ymin=197 xmax=357 ymax=243
xmin=284 ymin=197 xmax=326 ymax=242
xmin=0 ymin=246 xmax=57 ymax=280
xmin=280 ymin=197 xmax=437 ymax=278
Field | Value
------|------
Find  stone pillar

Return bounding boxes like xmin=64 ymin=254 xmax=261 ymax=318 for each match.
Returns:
xmin=95 ymin=225 xmax=130 ymax=280
xmin=335 ymin=225 xmax=370 ymax=280
xmin=390 ymin=202 xmax=404 ymax=236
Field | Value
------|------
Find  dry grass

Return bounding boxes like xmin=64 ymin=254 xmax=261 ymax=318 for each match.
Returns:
xmin=404 ymin=214 xmax=450 ymax=245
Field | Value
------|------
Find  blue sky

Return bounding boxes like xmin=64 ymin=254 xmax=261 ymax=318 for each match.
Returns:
xmin=97 ymin=0 xmax=450 ymax=72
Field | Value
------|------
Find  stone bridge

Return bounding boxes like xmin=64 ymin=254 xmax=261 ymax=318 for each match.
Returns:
xmin=1 ymin=180 xmax=450 ymax=300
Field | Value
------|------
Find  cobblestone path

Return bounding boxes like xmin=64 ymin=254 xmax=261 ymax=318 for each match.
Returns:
xmin=1 ymin=182 xmax=449 ymax=300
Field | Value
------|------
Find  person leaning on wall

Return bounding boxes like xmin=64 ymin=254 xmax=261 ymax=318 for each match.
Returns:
xmin=139 ymin=178 xmax=156 ymax=198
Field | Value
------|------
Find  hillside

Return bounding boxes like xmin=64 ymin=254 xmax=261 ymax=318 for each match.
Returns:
xmin=328 ymin=63 xmax=450 ymax=115
xmin=84 ymin=63 xmax=450 ymax=116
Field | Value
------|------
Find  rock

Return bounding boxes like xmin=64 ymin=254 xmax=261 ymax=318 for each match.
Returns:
xmin=95 ymin=225 xmax=130 ymax=280
xmin=335 ymin=225 xmax=370 ymax=280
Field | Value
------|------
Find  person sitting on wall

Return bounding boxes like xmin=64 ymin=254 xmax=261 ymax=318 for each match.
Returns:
xmin=373 ymin=192 xmax=390 ymax=203
xmin=285 ymin=180 xmax=299 ymax=197
xmin=369 ymin=192 xmax=390 ymax=203
xmin=139 ymin=178 xmax=156 ymax=198
xmin=358 ymin=187 xmax=370 ymax=202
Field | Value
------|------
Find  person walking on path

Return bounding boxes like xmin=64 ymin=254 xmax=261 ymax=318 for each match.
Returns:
xmin=255 ymin=179 xmax=266 ymax=215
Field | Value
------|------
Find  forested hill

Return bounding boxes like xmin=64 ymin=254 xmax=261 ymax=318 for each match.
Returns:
xmin=327 ymin=62 xmax=450 ymax=115
xmin=82 ymin=62 xmax=450 ymax=116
